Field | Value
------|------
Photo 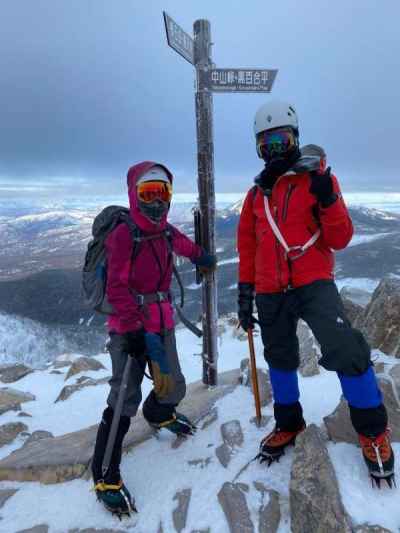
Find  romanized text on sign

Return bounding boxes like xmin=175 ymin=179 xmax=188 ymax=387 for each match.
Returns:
xmin=202 ymin=68 xmax=278 ymax=93
xmin=163 ymin=12 xmax=194 ymax=65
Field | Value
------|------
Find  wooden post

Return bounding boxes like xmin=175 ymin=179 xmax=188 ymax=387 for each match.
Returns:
xmin=193 ymin=19 xmax=218 ymax=386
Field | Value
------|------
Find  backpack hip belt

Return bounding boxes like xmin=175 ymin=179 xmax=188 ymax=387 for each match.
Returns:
xmin=134 ymin=291 xmax=170 ymax=306
xmin=263 ymin=196 xmax=321 ymax=261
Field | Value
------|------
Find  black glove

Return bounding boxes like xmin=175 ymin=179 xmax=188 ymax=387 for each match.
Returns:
xmin=309 ymin=167 xmax=337 ymax=207
xmin=121 ymin=329 xmax=146 ymax=357
xmin=238 ymin=282 xmax=257 ymax=331
xmin=192 ymin=252 xmax=217 ymax=274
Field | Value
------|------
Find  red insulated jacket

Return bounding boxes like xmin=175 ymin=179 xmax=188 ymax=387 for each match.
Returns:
xmin=237 ymin=169 xmax=353 ymax=293
xmin=106 ymin=161 xmax=202 ymax=334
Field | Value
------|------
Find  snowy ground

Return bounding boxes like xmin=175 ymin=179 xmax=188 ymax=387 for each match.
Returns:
xmin=0 ymin=323 xmax=400 ymax=532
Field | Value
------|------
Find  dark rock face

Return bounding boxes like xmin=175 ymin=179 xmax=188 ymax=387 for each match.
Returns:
xmin=0 ymin=364 xmax=33 ymax=383
xmin=218 ymin=482 xmax=254 ymax=533
xmin=290 ymin=424 xmax=352 ymax=533
xmin=357 ymin=278 xmax=400 ymax=357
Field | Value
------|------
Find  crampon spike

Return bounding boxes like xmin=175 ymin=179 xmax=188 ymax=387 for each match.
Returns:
xmin=370 ymin=473 xmax=396 ymax=489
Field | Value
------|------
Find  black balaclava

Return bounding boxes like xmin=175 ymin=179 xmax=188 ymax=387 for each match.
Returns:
xmin=255 ymin=128 xmax=301 ymax=194
xmin=138 ymin=199 xmax=169 ymax=224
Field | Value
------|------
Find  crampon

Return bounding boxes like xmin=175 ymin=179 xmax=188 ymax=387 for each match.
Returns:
xmin=359 ymin=428 xmax=396 ymax=489
xmin=256 ymin=424 xmax=306 ymax=466
xmin=94 ymin=480 xmax=137 ymax=519
xmin=151 ymin=412 xmax=197 ymax=438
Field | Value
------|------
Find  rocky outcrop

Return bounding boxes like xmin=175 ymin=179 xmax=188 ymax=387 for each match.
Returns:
xmin=218 ymin=482 xmax=254 ymax=533
xmin=324 ymin=373 xmax=400 ymax=444
xmin=340 ymin=286 xmax=372 ymax=308
xmin=65 ymin=357 xmax=106 ymax=381
xmin=297 ymin=321 xmax=320 ymax=377
xmin=16 ymin=526 xmax=49 ymax=533
xmin=354 ymin=526 xmax=393 ymax=533
xmin=22 ymin=431 xmax=54 ymax=448
xmin=216 ymin=420 xmax=244 ymax=468
xmin=55 ymin=376 xmax=109 ymax=402
xmin=358 ymin=278 xmax=400 ymax=357
xmin=172 ymin=488 xmax=191 ymax=533
xmin=0 ymin=369 xmax=239 ymax=484
xmin=0 ymin=387 xmax=35 ymax=415
xmin=253 ymin=482 xmax=281 ymax=533
xmin=0 ymin=422 xmax=28 ymax=447
xmin=341 ymin=297 xmax=365 ymax=326
xmin=0 ymin=487 xmax=18 ymax=509
xmin=0 ymin=363 xmax=33 ymax=383
xmin=290 ymin=424 xmax=352 ymax=533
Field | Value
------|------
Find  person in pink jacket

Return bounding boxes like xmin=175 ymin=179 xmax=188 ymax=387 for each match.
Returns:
xmin=91 ymin=161 xmax=216 ymax=515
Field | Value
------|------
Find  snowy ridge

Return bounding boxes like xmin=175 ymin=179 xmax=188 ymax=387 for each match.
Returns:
xmin=0 ymin=323 xmax=399 ymax=532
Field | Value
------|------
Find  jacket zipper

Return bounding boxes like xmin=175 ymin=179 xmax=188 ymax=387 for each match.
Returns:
xmin=282 ymin=184 xmax=295 ymax=222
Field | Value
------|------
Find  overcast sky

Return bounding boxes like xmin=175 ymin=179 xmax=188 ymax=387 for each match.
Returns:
xmin=0 ymin=0 xmax=399 ymax=195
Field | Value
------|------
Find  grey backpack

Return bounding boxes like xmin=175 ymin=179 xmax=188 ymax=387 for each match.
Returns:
xmin=82 ymin=206 xmax=137 ymax=314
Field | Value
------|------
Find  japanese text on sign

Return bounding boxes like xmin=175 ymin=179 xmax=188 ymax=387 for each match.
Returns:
xmin=203 ymin=68 xmax=278 ymax=93
xmin=163 ymin=12 xmax=194 ymax=65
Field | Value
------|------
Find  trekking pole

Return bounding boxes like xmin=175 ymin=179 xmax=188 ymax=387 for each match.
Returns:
xmin=247 ymin=328 xmax=262 ymax=427
xmin=102 ymin=356 xmax=133 ymax=478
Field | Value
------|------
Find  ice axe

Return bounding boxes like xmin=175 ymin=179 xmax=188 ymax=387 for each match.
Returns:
xmin=247 ymin=328 xmax=262 ymax=426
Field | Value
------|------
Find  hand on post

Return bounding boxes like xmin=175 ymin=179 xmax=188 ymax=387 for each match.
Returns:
xmin=121 ymin=329 xmax=146 ymax=357
xmin=193 ymin=252 xmax=217 ymax=274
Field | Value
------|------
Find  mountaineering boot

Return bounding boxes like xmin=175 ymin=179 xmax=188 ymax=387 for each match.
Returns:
xmin=94 ymin=478 xmax=137 ymax=518
xmin=258 ymin=423 xmax=306 ymax=465
xmin=358 ymin=428 xmax=395 ymax=488
xmin=152 ymin=412 xmax=197 ymax=437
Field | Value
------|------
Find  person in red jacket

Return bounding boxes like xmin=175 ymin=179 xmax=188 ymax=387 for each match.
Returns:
xmin=237 ymin=100 xmax=394 ymax=486
xmin=91 ymin=162 xmax=216 ymax=515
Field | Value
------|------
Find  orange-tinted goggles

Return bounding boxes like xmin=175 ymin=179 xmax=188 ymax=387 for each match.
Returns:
xmin=137 ymin=180 xmax=172 ymax=204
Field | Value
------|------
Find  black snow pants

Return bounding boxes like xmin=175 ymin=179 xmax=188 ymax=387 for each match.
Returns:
xmin=256 ymin=280 xmax=387 ymax=436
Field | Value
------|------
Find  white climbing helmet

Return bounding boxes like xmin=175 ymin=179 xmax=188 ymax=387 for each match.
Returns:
xmin=254 ymin=100 xmax=299 ymax=137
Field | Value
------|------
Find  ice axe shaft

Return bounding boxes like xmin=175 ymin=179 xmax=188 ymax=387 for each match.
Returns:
xmin=102 ymin=355 xmax=133 ymax=478
xmin=248 ymin=328 xmax=262 ymax=426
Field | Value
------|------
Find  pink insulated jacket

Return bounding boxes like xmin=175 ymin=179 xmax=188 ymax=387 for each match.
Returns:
xmin=105 ymin=161 xmax=202 ymax=334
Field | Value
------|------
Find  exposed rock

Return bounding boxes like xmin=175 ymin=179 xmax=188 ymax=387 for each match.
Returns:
xmin=359 ymin=278 xmax=400 ymax=357
xmin=0 ymin=487 xmax=18 ymax=509
xmin=239 ymin=359 xmax=272 ymax=407
xmin=218 ymin=482 xmax=254 ymax=533
xmin=187 ymin=457 xmax=212 ymax=469
xmin=53 ymin=360 xmax=73 ymax=369
xmin=324 ymin=376 xmax=400 ymax=444
xmin=0 ymin=363 xmax=33 ymax=383
xmin=55 ymin=376 xmax=109 ymax=402
xmin=65 ymin=357 xmax=106 ymax=381
xmin=297 ymin=321 xmax=320 ymax=377
xmin=374 ymin=362 xmax=386 ymax=374
xmin=341 ymin=296 xmax=365 ymax=326
xmin=200 ymin=407 xmax=218 ymax=430
xmin=253 ymin=482 xmax=281 ymax=533
xmin=18 ymin=411 xmax=32 ymax=418
xmin=0 ymin=422 xmax=28 ymax=447
xmin=389 ymin=363 xmax=400 ymax=398
xmin=190 ymin=530 xmax=210 ymax=533
xmin=354 ymin=526 xmax=393 ymax=533
xmin=16 ymin=526 xmax=49 ymax=533
xmin=221 ymin=420 xmax=244 ymax=448
xmin=172 ymin=488 xmax=191 ymax=533
xmin=216 ymin=444 xmax=232 ymax=468
xmin=68 ymin=527 xmax=125 ymax=533
xmin=216 ymin=420 xmax=244 ymax=468
xmin=290 ymin=424 xmax=352 ymax=533
xmin=0 ymin=387 xmax=35 ymax=415
xmin=22 ymin=431 xmax=54 ymax=448
xmin=50 ymin=370 xmax=63 ymax=375
xmin=340 ymin=286 xmax=372 ymax=308
xmin=0 ymin=369 xmax=239 ymax=483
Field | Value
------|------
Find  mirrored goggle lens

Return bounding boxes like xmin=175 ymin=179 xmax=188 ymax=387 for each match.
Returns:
xmin=137 ymin=181 xmax=172 ymax=203
xmin=258 ymin=129 xmax=296 ymax=157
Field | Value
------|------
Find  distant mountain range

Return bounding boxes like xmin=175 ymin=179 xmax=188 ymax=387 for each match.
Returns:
xmin=1 ymin=201 xmax=400 ymax=354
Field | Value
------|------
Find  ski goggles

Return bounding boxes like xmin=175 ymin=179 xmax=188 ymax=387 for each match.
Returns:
xmin=137 ymin=180 xmax=172 ymax=204
xmin=256 ymin=127 xmax=297 ymax=160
